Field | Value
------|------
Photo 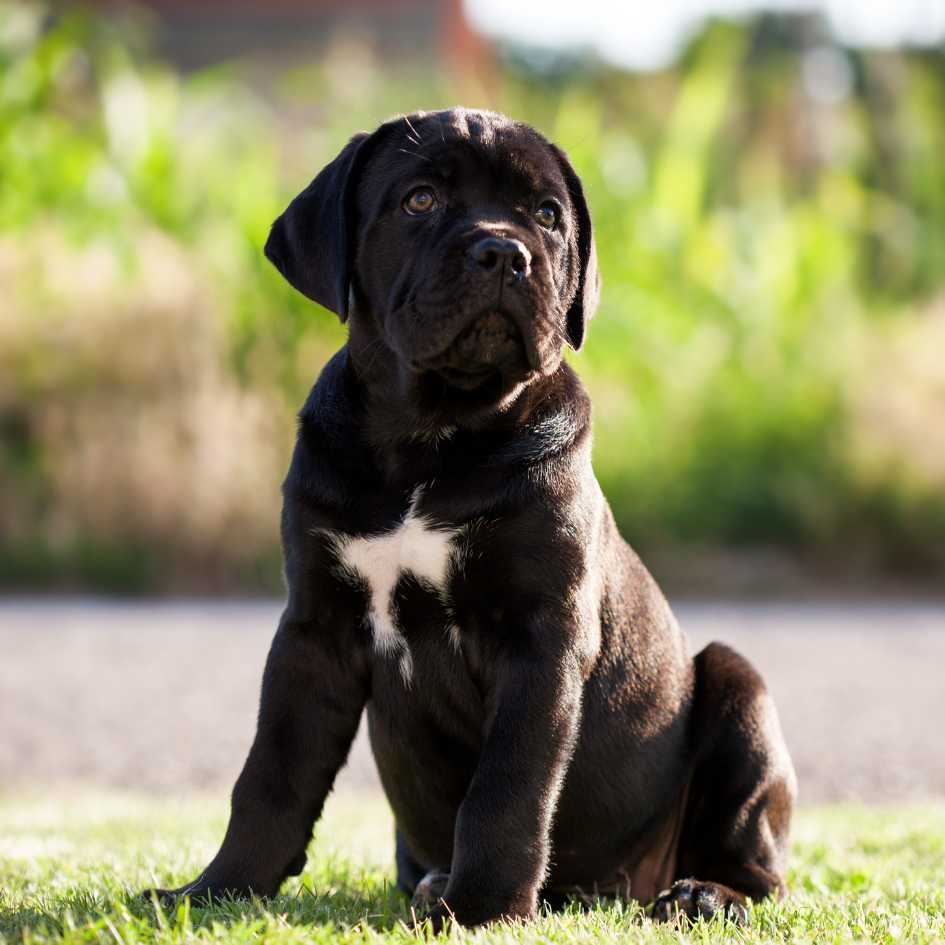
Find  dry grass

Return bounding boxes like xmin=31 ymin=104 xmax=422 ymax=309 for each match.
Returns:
xmin=0 ymin=230 xmax=293 ymax=590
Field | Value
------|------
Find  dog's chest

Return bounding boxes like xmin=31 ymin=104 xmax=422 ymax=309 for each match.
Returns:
xmin=327 ymin=497 xmax=461 ymax=681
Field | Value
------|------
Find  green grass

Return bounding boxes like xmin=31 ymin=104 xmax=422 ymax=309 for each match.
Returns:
xmin=2 ymin=794 xmax=944 ymax=944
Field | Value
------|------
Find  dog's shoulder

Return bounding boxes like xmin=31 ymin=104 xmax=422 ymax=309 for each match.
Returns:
xmin=282 ymin=346 xmax=373 ymax=519
xmin=296 ymin=346 xmax=359 ymax=446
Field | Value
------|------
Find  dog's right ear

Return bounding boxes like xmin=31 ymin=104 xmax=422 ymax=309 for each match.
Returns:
xmin=265 ymin=132 xmax=373 ymax=322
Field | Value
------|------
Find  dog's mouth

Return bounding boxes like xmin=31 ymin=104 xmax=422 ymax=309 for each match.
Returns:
xmin=435 ymin=363 xmax=499 ymax=391
xmin=419 ymin=310 xmax=527 ymax=392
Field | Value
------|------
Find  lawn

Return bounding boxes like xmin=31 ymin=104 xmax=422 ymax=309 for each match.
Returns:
xmin=1 ymin=794 xmax=944 ymax=944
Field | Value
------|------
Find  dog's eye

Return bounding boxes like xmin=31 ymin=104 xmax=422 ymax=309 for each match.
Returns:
xmin=534 ymin=201 xmax=558 ymax=229
xmin=403 ymin=187 xmax=438 ymax=215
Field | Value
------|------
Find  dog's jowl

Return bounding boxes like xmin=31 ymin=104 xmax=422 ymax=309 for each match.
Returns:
xmin=147 ymin=109 xmax=796 ymax=927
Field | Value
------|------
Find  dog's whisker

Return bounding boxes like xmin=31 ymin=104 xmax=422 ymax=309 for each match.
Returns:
xmin=397 ymin=148 xmax=432 ymax=163
xmin=403 ymin=114 xmax=423 ymax=144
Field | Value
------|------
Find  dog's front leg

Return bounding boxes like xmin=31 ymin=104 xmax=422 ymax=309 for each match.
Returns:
xmin=429 ymin=626 xmax=584 ymax=927
xmin=147 ymin=610 xmax=368 ymax=902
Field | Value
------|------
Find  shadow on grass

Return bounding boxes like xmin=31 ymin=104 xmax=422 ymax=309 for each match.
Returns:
xmin=0 ymin=874 xmax=415 ymax=940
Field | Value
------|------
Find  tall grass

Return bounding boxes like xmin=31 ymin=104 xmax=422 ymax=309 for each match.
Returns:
xmin=1 ymin=4 xmax=944 ymax=591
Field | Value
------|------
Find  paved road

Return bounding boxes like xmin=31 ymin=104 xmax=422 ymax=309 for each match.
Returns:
xmin=2 ymin=599 xmax=943 ymax=803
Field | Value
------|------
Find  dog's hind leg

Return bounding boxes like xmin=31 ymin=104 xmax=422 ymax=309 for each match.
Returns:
xmin=395 ymin=829 xmax=426 ymax=896
xmin=395 ymin=829 xmax=451 ymax=914
xmin=652 ymin=642 xmax=796 ymax=924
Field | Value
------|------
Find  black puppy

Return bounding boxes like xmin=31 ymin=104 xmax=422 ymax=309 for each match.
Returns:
xmin=150 ymin=108 xmax=796 ymax=926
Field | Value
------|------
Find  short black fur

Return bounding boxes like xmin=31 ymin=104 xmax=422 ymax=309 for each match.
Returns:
xmin=147 ymin=108 xmax=796 ymax=928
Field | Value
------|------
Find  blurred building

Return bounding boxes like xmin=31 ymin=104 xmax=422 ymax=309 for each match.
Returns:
xmin=85 ymin=0 xmax=487 ymax=74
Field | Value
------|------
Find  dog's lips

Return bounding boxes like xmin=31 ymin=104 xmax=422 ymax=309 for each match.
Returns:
xmin=416 ymin=309 xmax=527 ymax=386
xmin=435 ymin=363 xmax=498 ymax=391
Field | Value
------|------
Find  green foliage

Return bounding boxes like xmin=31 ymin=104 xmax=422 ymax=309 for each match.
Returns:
xmin=497 ymin=26 xmax=945 ymax=565
xmin=2 ymin=3 xmax=945 ymax=590
xmin=2 ymin=794 xmax=944 ymax=944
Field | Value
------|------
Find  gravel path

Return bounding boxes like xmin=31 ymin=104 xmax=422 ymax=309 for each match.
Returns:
xmin=2 ymin=599 xmax=943 ymax=803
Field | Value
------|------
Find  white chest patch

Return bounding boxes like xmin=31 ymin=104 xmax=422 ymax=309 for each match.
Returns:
xmin=326 ymin=491 xmax=459 ymax=683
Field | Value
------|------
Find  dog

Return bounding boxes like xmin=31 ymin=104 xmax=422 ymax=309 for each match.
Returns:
xmin=148 ymin=108 xmax=796 ymax=927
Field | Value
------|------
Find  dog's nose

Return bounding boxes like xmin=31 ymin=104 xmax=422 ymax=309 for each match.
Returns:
xmin=470 ymin=237 xmax=530 ymax=278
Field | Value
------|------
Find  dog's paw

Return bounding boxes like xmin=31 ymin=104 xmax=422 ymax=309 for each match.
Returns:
xmin=410 ymin=869 xmax=451 ymax=916
xmin=412 ymin=883 xmax=537 ymax=930
xmin=140 ymin=884 xmax=211 ymax=908
xmin=141 ymin=886 xmax=192 ymax=908
xmin=140 ymin=879 xmax=249 ymax=908
xmin=651 ymin=879 xmax=749 ymax=924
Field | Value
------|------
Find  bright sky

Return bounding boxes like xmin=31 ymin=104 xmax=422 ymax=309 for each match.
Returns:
xmin=464 ymin=0 xmax=945 ymax=71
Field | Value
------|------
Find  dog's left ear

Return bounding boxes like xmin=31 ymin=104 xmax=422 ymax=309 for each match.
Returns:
xmin=551 ymin=144 xmax=600 ymax=350
xmin=265 ymin=131 xmax=376 ymax=321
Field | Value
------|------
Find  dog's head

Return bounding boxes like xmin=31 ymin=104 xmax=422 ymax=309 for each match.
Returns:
xmin=266 ymin=108 xmax=598 ymax=416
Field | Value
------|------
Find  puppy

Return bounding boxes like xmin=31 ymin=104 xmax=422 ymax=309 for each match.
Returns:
xmin=149 ymin=108 xmax=796 ymax=926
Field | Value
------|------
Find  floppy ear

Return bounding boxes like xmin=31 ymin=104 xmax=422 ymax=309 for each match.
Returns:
xmin=264 ymin=132 xmax=373 ymax=321
xmin=551 ymin=144 xmax=600 ymax=351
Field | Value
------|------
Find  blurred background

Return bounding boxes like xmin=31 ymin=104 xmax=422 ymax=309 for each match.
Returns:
xmin=1 ymin=0 xmax=943 ymax=803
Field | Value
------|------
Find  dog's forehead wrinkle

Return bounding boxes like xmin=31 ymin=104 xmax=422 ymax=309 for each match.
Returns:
xmin=446 ymin=107 xmax=501 ymax=147
xmin=379 ymin=124 xmax=563 ymax=210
